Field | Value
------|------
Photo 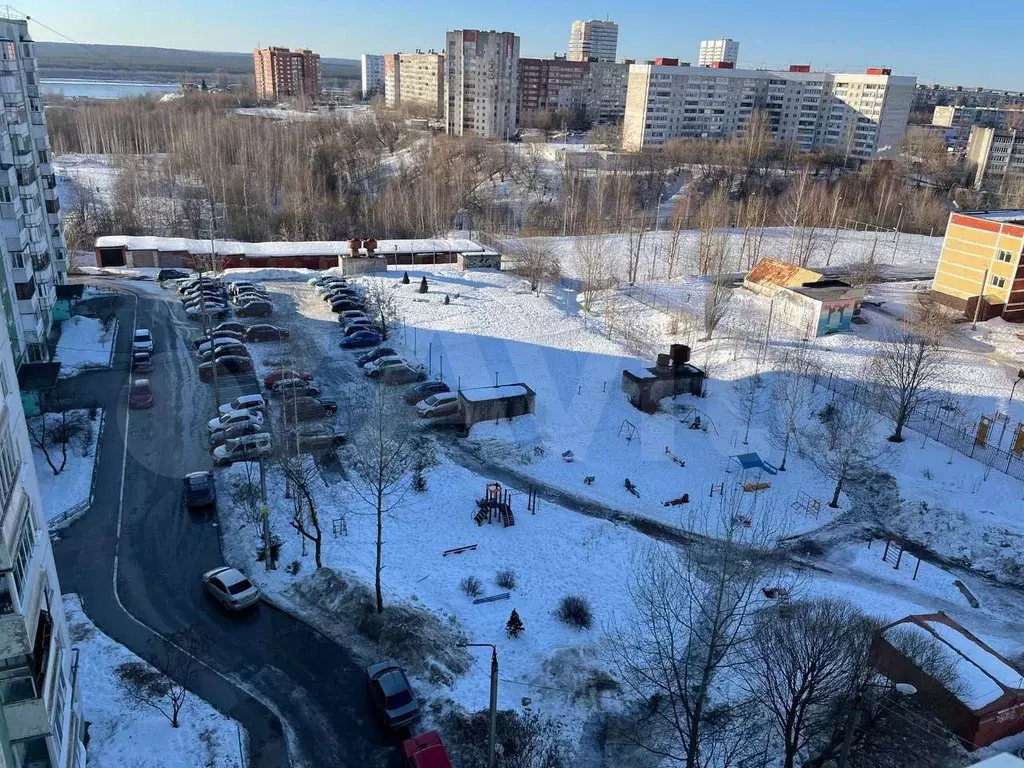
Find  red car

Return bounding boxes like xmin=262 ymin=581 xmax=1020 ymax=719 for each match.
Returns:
xmin=263 ymin=369 xmax=313 ymax=388
xmin=402 ymin=732 xmax=451 ymax=768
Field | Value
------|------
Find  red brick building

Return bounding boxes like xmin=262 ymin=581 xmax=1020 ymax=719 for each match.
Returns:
xmin=253 ymin=46 xmax=321 ymax=102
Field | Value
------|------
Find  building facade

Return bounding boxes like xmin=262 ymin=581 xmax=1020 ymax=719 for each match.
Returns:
xmin=621 ymin=63 xmax=915 ymax=161
xmin=445 ymin=30 xmax=519 ymax=139
xmin=698 ymin=38 xmax=739 ymax=67
xmin=382 ymin=52 xmax=444 ymax=116
xmin=518 ymin=58 xmax=629 ymax=126
xmin=931 ymin=210 xmax=1024 ymax=322
xmin=567 ymin=19 xmax=618 ymax=63
xmin=360 ymin=54 xmax=385 ymax=99
xmin=915 ymin=84 xmax=1024 ymax=111
xmin=252 ymin=46 xmax=321 ymax=102
xmin=0 ymin=18 xmax=67 ymax=366
xmin=966 ymin=127 xmax=1024 ymax=190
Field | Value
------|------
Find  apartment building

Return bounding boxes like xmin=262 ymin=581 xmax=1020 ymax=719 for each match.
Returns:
xmin=698 ymin=38 xmax=739 ymax=67
xmin=518 ymin=57 xmax=629 ymax=126
xmin=915 ymin=83 xmax=1024 ymax=111
xmin=445 ymin=30 xmax=519 ymax=139
xmin=0 ymin=18 xmax=67 ymax=366
xmin=360 ymin=54 xmax=385 ymax=98
xmin=252 ymin=46 xmax=321 ymax=102
xmin=934 ymin=105 xmax=1024 ymax=147
xmin=621 ymin=63 xmax=915 ymax=161
xmin=382 ymin=52 xmax=444 ymax=116
xmin=966 ymin=127 xmax=1024 ymax=191
xmin=931 ymin=210 xmax=1024 ymax=322
xmin=567 ymin=19 xmax=618 ymax=63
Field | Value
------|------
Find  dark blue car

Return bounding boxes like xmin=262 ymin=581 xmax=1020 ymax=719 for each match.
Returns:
xmin=341 ymin=330 xmax=382 ymax=348
xmin=183 ymin=471 xmax=216 ymax=508
xmin=404 ymin=380 xmax=450 ymax=404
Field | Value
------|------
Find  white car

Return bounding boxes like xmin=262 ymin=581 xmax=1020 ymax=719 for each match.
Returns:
xmin=212 ymin=432 xmax=273 ymax=466
xmin=132 ymin=328 xmax=154 ymax=354
xmin=218 ymin=394 xmax=266 ymax=416
xmin=202 ymin=566 xmax=260 ymax=610
xmin=362 ymin=355 xmax=405 ymax=375
xmin=208 ymin=409 xmax=264 ymax=433
xmin=197 ymin=337 xmax=244 ymax=356
xmin=416 ymin=391 xmax=460 ymax=418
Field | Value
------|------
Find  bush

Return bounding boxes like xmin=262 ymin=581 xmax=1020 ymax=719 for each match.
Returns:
xmin=285 ymin=560 xmax=301 ymax=575
xmin=256 ymin=535 xmax=282 ymax=567
xmin=460 ymin=576 xmax=482 ymax=598
xmin=557 ymin=594 xmax=593 ymax=630
xmin=418 ymin=276 xmax=428 ymax=293
xmin=495 ymin=568 xmax=517 ymax=590
xmin=444 ymin=294 xmax=450 ymax=305
xmin=506 ymin=608 xmax=524 ymax=639
xmin=402 ymin=271 xmax=410 ymax=284
xmin=438 ymin=705 xmax=573 ymax=767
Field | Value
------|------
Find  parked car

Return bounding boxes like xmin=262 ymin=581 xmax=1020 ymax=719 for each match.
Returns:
xmin=327 ymin=288 xmax=362 ymax=302
xmin=235 ymin=300 xmax=273 ymax=317
xmin=228 ymin=281 xmax=259 ymax=295
xmin=310 ymin=275 xmax=346 ymax=288
xmin=340 ymin=310 xmax=368 ymax=324
xmin=245 ymin=324 xmax=290 ymax=342
xmin=416 ymin=391 xmax=459 ymax=418
xmin=263 ymin=369 xmax=313 ymax=388
xmin=218 ymin=394 xmax=266 ymax=416
xmin=210 ymin=421 xmax=261 ymax=447
xmin=284 ymin=423 xmax=345 ymax=453
xmin=404 ymin=380 xmax=450 ymax=404
xmin=213 ymin=321 xmax=247 ymax=335
xmin=200 ymin=343 xmax=250 ymax=362
xmin=343 ymin=321 xmax=382 ymax=338
xmin=182 ymin=289 xmax=226 ymax=304
xmin=183 ymin=471 xmax=216 ymax=508
xmin=183 ymin=297 xmax=227 ymax=311
xmin=132 ymin=328 xmax=154 ymax=354
xmin=356 ymin=347 xmax=397 ymax=367
xmin=367 ymin=659 xmax=420 ymax=730
xmin=186 ymin=305 xmax=230 ymax=321
xmin=202 ymin=566 xmax=260 ymax=610
xmin=131 ymin=352 xmax=153 ymax=373
xmin=272 ymin=378 xmax=321 ymax=398
xmin=129 ymin=378 xmax=154 ymax=409
xmin=363 ymin=355 xmax=405 ymax=376
xmin=179 ymin=277 xmax=221 ymax=294
xmin=340 ymin=330 xmax=382 ymax=348
xmin=193 ymin=330 xmax=244 ymax=349
xmin=380 ymin=364 xmax=427 ymax=385
xmin=212 ymin=432 xmax=273 ymax=466
xmin=402 ymin=732 xmax=452 ymax=768
xmin=331 ymin=300 xmax=366 ymax=314
xmin=196 ymin=336 xmax=245 ymax=355
xmin=314 ymin=280 xmax=347 ymax=295
xmin=158 ymin=268 xmax=190 ymax=281
xmin=231 ymin=290 xmax=267 ymax=305
xmin=208 ymin=409 xmax=264 ymax=433
xmin=280 ymin=397 xmax=338 ymax=423
xmin=198 ymin=356 xmax=253 ymax=381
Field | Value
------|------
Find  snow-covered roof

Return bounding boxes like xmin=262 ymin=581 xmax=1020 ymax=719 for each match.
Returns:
xmin=94 ymin=235 xmax=488 ymax=258
xmin=963 ymin=210 xmax=1024 ymax=223
xmin=459 ymin=384 xmax=529 ymax=402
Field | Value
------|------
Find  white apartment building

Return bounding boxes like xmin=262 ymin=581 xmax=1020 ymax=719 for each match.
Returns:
xmin=568 ymin=19 xmax=618 ymax=63
xmin=698 ymin=38 xmax=739 ymax=67
xmin=360 ymin=54 xmax=385 ymax=98
xmin=622 ymin=63 xmax=916 ymax=161
xmin=445 ymin=30 xmax=519 ymax=139
xmin=0 ymin=18 xmax=67 ymax=366
xmin=965 ymin=126 xmax=1024 ymax=190
xmin=381 ymin=52 xmax=445 ymax=116
xmin=0 ymin=284 xmax=85 ymax=766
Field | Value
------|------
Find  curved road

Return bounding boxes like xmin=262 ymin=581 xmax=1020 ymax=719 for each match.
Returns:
xmin=53 ymin=286 xmax=392 ymax=768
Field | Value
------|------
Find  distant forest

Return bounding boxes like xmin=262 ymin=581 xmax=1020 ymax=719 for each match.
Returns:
xmin=36 ymin=41 xmax=359 ymax=84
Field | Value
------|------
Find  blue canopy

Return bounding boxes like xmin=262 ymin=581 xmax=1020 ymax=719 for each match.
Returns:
xmin=731 ymin=452 xmax=778 ymax=475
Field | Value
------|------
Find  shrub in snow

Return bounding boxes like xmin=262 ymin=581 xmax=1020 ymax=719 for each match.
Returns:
xmin=506 ymin=609 xmax=524 ymax=638
xmin=460 ymin=575 xmax=483 ymax=598
xmin=286 ymin=560 xmax=301 ymax=575
xmin=438 ymin=706 xmax=573 ymax=766
xmin=444 ymin=294 xmax=450 ymax=305
xmin=402 ymin=271 xmax=410 ymax=284
xmin=557 ymin=594 xmax=593 ymax=630
xmin=256 ymin=535 xmax=282 ymax=568
xmin=496 ymin=568 xmax=517 ymax=590
xmin=418 ymin=276 xmax=428 ymax=293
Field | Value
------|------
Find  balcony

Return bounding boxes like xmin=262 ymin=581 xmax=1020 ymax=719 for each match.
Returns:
xmin=0 ymin=610 xmax=31 ymax=659
xmin=19 ymin=311 xmax=44 ymax=343
xmin=3 ymin=695 xmax=50 ymax=741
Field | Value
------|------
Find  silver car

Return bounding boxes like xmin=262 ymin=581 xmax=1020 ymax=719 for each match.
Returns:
xmin=202 ymin=566 xmax=260 ymax=610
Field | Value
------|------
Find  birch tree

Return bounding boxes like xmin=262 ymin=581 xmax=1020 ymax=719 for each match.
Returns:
xmin=870 ymin=325 xmax=947 ymax=442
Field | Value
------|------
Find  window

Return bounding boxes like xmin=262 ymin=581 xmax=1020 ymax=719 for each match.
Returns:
xmin=992 ymin=275 xmax=1007 ymax=288
xmin=11 ymin=511 xmax=36 ymax=601
xmin=997 ymin=249 xmax=1014 ymax=262
xmin=14 ymin=279 xmax=34 ymax=301
xmin=0 ymin=430 xmax=21 ymax=513
xmin=0 ymin=186 xmax=11 ymax=203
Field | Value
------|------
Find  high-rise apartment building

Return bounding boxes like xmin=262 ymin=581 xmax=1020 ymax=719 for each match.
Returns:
xmin=0 ymin=18 xmax=67 ymax=365
xmin=445 ymin=30 xmax=520 ymax=139
xmin=966 ymin=127 xmax=1024 ymax=191
xmin=382 ymin=52 xmax=445 ymax=116
xmin=698 ymin=38 xmax=740 ymax=67
xmin=621 ymin=63 xmax=915 ymax=161
xmin=914 ymin=83 xmax=1024 ymax=111
xmin=360 ymin=54 xmax=385 ymax=98
xmin=252 ymin=46 xmax=321 ymax=102
xmin=518 ymin=58 xmax=629 ymax=126
xmin=568 ymin=19 xmax=618 ymax=63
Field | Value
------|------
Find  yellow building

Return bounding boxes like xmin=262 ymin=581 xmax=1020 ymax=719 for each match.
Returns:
xmin=931 ymin=210 xmax=1024 ymax=322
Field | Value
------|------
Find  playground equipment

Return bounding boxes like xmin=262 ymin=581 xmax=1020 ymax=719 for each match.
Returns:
xmin=474 ymin=482 xmax=515 ymax=527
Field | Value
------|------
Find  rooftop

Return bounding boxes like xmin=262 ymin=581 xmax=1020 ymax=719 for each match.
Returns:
xmin=962 ymin=210 xmax=1024 ymax=224
xmin=94 ymin=236 xmax=489 ymax=258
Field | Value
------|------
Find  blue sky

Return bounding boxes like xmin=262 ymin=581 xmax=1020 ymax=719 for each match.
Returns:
xmin=25 ymin=0 xmax=1024 ymax=90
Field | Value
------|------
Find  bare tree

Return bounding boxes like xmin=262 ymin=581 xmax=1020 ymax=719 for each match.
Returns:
xmin=869 ymin=325 xmax=947 ymax=442
xmin=279 ymin=452 xmax=325 ymax=568
xmin=697 ymin=187 xmax=729 ymax=276
xmin=26 ymin=408 xmax=70 ymax=476
xmin=507 ymin=239 xmax=560 ymax=292
xmin=347 ymin=385 xmax=414 ymax=613
xmin=769 ymin=356 xmax=813 ymax=471
xmin=625 ymin=212 xmax=650 ymax=285
xmin=784 ymin=169 xmax=825 ymax=267
xmin=362 ymin=278 xmax=401 ymax=341
xmin=114 ymin=628 xmax=206 ymax=728
xmin=701 ymin=269 xmax=733 ymax=343
xmin=574 ymin=233 xmax=611 ymax=313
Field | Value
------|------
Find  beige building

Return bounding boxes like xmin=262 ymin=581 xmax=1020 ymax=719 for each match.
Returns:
xmin=383 ymin=52 xmax=444 ymax=116
xmin=698 ymin=38 xmax=739 ymax=67
xmin=622 ymin=63 xmax=915 ymax=161
xmin=253 ymin=46 xmax=321 ymax=102
xmin=966 ymin=126 xmax=1024 ymax=190
xmin=445 ymin=30 xmax=520 ymax=139
xmin=568 ymin=19 xmax=618 ymax=63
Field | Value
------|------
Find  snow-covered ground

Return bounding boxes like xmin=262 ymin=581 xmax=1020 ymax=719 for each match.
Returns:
xmin=65 ymin=595 xmax=244 ymax=768
xmin=31 ymin=409 xmax=103 ymax=525
xmin=55 ymin=315 xmax=117 ymax=377
xmin=233 ymin=104 xmax=371 ymax=122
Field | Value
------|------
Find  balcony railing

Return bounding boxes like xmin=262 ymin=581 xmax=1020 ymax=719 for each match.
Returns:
xmin=31 ymin=252 xmax=49 ymax=273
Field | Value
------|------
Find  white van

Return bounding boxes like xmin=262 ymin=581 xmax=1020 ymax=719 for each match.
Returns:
xmin=218 ymin=393 xmax=267 ymax=416
xmin=416 ymin=391 xmax=460 ymax=418
xmin=212 ymin=433 xmax=273 ymax=466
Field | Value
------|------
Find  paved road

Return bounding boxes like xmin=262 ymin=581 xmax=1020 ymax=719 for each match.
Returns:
xmin=53 ymin=284 xmax=392 ymax=768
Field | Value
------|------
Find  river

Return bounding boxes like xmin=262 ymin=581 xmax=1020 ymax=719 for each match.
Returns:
xmin=40 ymin=79 xmax=179 ymax=99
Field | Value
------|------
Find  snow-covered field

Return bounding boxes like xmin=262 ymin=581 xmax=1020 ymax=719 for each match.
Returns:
xmin=65 ymin=595 xmax=243 ymax=768
xmin=55 ymin=315 xmax=117 ymax=377
xmin=32 ymin=409 xmax=103 ymax=525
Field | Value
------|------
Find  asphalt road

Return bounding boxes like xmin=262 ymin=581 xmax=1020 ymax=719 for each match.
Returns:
xmin=53 ymin=285 xmax=393 ymax=768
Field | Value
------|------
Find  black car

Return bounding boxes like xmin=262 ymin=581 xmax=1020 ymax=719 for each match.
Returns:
xmin=236 ymin=300 xmax=273 ymax=317
xmin=380 ymin=365 xmax=427 ymax=385
xmin=331 ymin=301 xmax=365 ymax=314
xmin=199 ymin=343 xmax=250 ymax=362
xmin=198 ymin=356 xmax=253 ymax=381
xmin=214 ymin=321 xmax=247 ymax=335
xmin=245 ymin=324 xmax=290 ymax=342
xmin=280 ymin=397 xmax=339 ymax=423
xmin=403 ymin=380 xmax=450 ymax=404
xmin=284 ymin=424 xmax=346 ymax=453
xmin=324 ymin=287 xmax=360 ymax=300
xmin=183 ymin=471 xmax=216 ymax=508
xmin=158 ymin=269 xmax=190 ymax=281
xmin=356 ymin=347 xmax=397 ymax=366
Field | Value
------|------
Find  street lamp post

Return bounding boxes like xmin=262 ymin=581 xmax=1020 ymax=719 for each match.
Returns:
xmin=891 ymin=202 xmax=905 ymax=263
xmin=654 ymin=192 xmax=665 ymax=232
xmin=837 ymin=680 xmax=917 ymax=768
xmin=460 ymin=643 xmax=498 ymax=768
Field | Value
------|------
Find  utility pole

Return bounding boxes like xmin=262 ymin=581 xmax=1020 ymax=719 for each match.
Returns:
xmin=206 ymin=198 xmax=222 ymax=410
xmin=259 ymin=459 xmax=274 ymax=571
xmin=461 ymin=643 xmax=498 ymax=768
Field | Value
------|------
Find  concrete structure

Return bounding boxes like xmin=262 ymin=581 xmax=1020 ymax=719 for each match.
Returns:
xmin=621 ymin=63 xmax=915 ymax=161
xmin=966 ymin=127 xmax=1024 ymax=191
xmin=445 ymin=30 xmax=519 ymax=139
xmin=870 ymin=613 xmax=1024 ymax=748
xmin=930 ymin=210 xmax=1024 ymax=322
xmin=360 ymin=54 xmax=385 ymax=98
xmin=915 ymin=83 xmax=1024 ymax=111
xmin=382 ymin=52 xmax=445 ymax=116
xmin=0 ymin=18 xmax=67 ymax=366
xmin=458 ymin=384 xmax=535 ymax=429
xmin=0 ymin=276 xmax=86 ymax=767
xmin=744 ymin=259 xmax=864 ymax=336
xmin=253 ymin=46 xmax=321 ymax=102
xmin=568 ymin=20 xmax=618 ymax=63
xmin=698 ymin=38 xmax=739 ymax=67
xmin=621 ymin=345 xmax=705 ymax=412
xmin=518 ymin=58 xmax=629 ymax=125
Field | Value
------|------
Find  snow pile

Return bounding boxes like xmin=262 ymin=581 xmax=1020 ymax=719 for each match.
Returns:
xmin=64 ymin=595 xmax=243 ymax=768
xmin=32 ymin=409 xmax=103 ymax=524
xmin=56 ymin=315 xmax=117 ymax=377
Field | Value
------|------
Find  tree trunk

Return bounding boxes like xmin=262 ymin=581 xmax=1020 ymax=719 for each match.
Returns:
xmin=830 ymin=475 xmax=844 ymax=508
xmin=375 ymin=486 xmax=385 ymax=614
xmin=780 ymin=429 xmax=791 ymax=471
